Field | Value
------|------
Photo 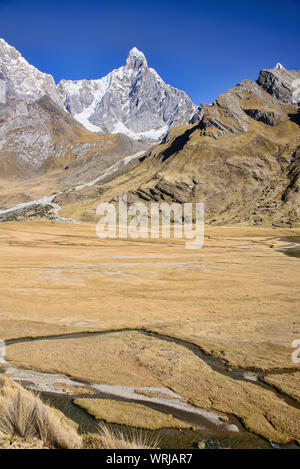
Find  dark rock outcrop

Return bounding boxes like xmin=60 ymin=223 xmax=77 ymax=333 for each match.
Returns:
xmin=257 ymin=65 xmax=300 ymax=104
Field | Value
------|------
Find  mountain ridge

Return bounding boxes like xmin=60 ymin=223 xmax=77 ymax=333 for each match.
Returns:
xmin=0 ymin=37 xmax=299 ymax=226
xmin=0 ymin=38 xmax=61 ymax=106
xmin=57 ymin=46 xmax=197 ymax=141
xmin=0 ymin=39 xmax=197 ymax=143
xmin=55 ymin=67 xmax=300 ymax=226
xmin=0 ymin=39 xmax=146 ymax=179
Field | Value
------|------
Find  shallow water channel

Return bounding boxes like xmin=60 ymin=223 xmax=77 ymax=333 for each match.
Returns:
xmin=3 ymin=328 xmax=300 ymax=448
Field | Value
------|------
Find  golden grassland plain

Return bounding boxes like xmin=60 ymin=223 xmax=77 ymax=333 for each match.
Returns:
xmin=0 ymin=221 xmax=299 ymax=443
xmin=73 ymin=399 xmax=189 ymax=430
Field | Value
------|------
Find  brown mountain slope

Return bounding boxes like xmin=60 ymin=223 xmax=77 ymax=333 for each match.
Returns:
xmin=0 ymin=93 xmax=146 ymax=209
xmin=58 ymin=74 xmax=300 ymax=226
xmin=0 ymin=94 xmax=144 ymax=180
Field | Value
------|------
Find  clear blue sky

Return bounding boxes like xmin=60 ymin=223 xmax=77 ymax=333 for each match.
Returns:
xmin=0 ymin=0 xmax=299 ymax=104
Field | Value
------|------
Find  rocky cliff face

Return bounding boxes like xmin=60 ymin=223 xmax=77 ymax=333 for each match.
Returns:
xmin=57 ymin=47 xmax=196 ymax=141
xmin=198 ymin=77 xmax=291 ymax=137
xmin=0 ymin=38 xmax=61 ymax=106
xmin=189 ymin=104 xmax=210 ymax=124
xmin=0 ymin=39 xmax=144 ymax=179
xmin=0 ymin=91 xmax=141 ymax=179
xmin=257 ymin=63 xmax=300 ymax=104
xmin=63 ymin=65 xmax=299 ymax=226
xmin=0 ymin=39 xmax=195 ymax=180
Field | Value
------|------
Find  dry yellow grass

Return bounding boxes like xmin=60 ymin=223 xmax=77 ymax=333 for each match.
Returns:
xmin=262 ymin=372 xmax=300 ymax=403
xmin=96 ymin=423 xmax=160 ymax=449
xmin=0 ymin=377 xmax=81 ymax=448
xmin=74 ymin=398 xmax=189 ymax=430
xmin=1 ymin=222 xmax=299 ymax=368
xmin=0 ymin=377 xmax=160 ymax=449
xmin=82 ymin=424 xmax=160 ymax=449
xmin=0 ymin=221 xmax=299 ymax=444
xmin=8 ymin=329 xmax=300 ymax=443
xmin=6 ymin=333 xmax=161 ymax=387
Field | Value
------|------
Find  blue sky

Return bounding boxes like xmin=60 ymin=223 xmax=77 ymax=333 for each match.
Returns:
xmin=0 ymin=0 xmax=299 ymax=104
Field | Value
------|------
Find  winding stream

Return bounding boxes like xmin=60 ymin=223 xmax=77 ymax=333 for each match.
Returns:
xmin=5 ymin=328 xmax=300 ymax=410
xmin=0 ymin=163 xmax=299 ymax=447
xmin=1 ymin=327 xmax=300 ymax=448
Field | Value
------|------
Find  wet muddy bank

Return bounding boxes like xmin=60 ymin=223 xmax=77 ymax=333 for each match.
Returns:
xmin=279 ymin=237 xmax=300 ymax=258
xmin=2 ymin=328 xmax=300 ymax=448
xmin=5 ymin=328 xmax=300 ymax=411
xmin=1 ymin=362 xmax=241 ymax=434
xmin=1 ymin=365 xmax=272 ymax=448
xmin=38 ymin=391 xmax=272 ymax=449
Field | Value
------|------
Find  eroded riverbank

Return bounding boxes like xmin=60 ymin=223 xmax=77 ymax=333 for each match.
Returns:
xmin=1 ymin=327 xmax=300 ymax=448
xmin=0 ymin=223 xmax=299 ymax=447
xmin=279 ymin=237 xmax=300 ymax=259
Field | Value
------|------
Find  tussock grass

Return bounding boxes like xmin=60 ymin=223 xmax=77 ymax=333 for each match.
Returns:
xmin=96 ymin=423 xmax=160 ymax=449
xmin=0 ymin=377 xmax=81 ymax=449
xmin=83 ymin=425 xmax=160 ymax=450
xmin=0 ymin=377 xmax=160 ymax=449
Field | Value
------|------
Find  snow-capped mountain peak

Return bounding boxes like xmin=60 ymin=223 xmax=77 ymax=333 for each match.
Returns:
xmin=0 ymin=39 xmax=196 ymax=142
xmin=126 ymin=47 xmax=148 ymax=69
xmin=58 ymin=48 xmax=196 ymax=141
xmin=275 ymin=62 xmax=286 ymax=70
xmin=0 ymin=38 xmax=61 ymax=106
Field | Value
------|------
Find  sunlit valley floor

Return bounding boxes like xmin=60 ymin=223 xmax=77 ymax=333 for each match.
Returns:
xmin=0 ymin=221 xmax=299 ymax=448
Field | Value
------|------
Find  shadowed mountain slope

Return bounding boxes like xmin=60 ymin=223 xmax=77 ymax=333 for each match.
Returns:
xmin=57 ymin=68 xmax=300 ymax=226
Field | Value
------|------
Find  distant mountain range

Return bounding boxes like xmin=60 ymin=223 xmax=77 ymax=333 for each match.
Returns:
xmin=0 ymin=38 xmax=196 ymax=140
xmin=0 ymin=38 xmax=299 ymax=225
xmin=0 ymin=39 xmax=197 ymax=177
xmin=58 ymin=47 xmax=196 ymax=140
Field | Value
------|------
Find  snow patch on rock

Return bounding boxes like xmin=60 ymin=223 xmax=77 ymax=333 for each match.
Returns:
xmin=58 ymin=47 xmax=196 ymax=141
